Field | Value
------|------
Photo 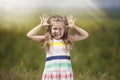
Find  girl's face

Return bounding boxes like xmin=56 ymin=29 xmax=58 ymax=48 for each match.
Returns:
xmin=51 ymin=22 xmax=65 ymax=40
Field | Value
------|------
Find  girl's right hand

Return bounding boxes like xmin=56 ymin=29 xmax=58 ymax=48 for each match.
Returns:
xmin=39 ymin=14 xmax=49 ymax=26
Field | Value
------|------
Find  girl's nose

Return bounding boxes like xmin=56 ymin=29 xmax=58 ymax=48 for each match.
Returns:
xmin=55 ymin=30 xmax=59 ymax=33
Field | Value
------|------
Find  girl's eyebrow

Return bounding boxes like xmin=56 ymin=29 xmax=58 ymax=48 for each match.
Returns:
xmin=53 ymin=27 xmax=57 ymax=29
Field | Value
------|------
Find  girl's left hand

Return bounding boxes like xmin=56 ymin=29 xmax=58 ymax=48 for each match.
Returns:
xmin=67 ymin=15 xmax=76 ymax=28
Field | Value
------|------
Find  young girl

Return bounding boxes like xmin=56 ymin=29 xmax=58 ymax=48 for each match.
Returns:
xmin=27 ymin=14 xmax=89 ymax=80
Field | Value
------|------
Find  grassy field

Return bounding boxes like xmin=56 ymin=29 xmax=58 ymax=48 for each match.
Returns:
xmin=0 ymin=64 xmax=117 ymax=80
xmin=0 ymin=9 xmax=120 ymax=80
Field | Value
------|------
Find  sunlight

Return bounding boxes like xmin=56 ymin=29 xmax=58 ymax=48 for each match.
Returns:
xmin=0 ymin=0 xmax=107 ymax=29
xmin=1 ymin=0 xmax=39 ymax=11
xmin=1 ymin=0 xmax=101 ymax=10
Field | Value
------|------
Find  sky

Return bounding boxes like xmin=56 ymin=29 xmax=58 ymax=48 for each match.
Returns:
xmin=0 ymin=0 xmax=98 ymax=9
xmin=0 ymin=0 xmax=120 ymax=11
xmin=98 ymin=0 xmax=120 ymax=8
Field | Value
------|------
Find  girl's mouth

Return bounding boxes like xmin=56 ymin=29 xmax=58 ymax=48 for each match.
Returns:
xmin=52 ymin=33 xmax=56 ymax=37
xmin=52 ymin=33 xmax=61 ymax=38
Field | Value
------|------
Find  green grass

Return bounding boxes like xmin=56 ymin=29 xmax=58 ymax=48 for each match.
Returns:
xmin=0 ymin=64 xmax=41 ymax=80
xmin=0 ymin=64 xmax=118 ymax=80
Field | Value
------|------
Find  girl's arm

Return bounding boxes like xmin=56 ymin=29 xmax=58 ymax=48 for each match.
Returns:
xmin=26 ymin=14 xmax=49 ymax=42
xmin=26 ymin=24 xmax=45 ymax=42
xmin=70 ymin=26 xmax=89 ymax=41
xmin=67 ymin=15 xmax=89 ymax=41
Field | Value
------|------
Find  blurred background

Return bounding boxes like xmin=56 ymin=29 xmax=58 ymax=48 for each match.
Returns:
xmin=0 ymin=0 xmax=120 ymax=79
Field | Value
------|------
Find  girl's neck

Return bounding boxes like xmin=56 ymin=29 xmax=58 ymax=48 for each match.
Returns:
xmin=53 ymin=38 xmax=63 ymax=40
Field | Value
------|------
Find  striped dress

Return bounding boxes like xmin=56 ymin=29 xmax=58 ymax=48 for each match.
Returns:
xmin=42 ymin=39 xmax=74 ymax=80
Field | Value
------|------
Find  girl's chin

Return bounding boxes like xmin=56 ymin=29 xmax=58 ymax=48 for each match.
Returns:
xmin=53 ymin=36 xmax=62 ymax=40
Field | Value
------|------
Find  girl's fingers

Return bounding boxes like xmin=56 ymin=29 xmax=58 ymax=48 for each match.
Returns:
xmin=67 ymin=15 xmax=76 ymax=23
xmin=67 ymin=16 xmax=69 ymax=20
xmin=45 ymin=15 xmax=49 ymax=20
xmin=67 ymin=15 xmax=71 ymax=20
xmin=44 ymin=14 xmax=46 ymax=19
xmin=42 ymin=14 xmax=49 ymax=20
xmin=69 ymin=15 xmax=73 ymax=19
xmin=46 ymin=16 xmax=49 ymax=20
xmin=43 ymin=14 xmax=46 ymax=19
xmin=43 ymin=14 xmax=45 ymax=19
xmin=39 ymin=16 xmax=43 ymax=22
xmin=70 ymin=15 xmax=73 ymax=19
xmin=40 ymin=14 xmax=49 ymax=21
xmin=67 ymin=15 xmax=75 ymax=21
xmin=39 ymin=14 xmax=49 ymax=25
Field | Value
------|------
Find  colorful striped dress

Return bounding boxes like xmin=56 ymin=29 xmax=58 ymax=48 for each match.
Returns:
xmin=42 ymin=39 xmax=74 ymax=80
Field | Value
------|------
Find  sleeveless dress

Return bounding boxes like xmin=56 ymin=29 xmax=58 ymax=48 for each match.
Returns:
xmin=42 ymin=39 xmax=74 ymax=80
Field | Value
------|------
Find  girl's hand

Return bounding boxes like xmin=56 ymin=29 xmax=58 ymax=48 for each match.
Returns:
xmin=67 ymin=15 xmax=76 ymax=28
xmin=39 ymin=14 xmax=49 ymax=26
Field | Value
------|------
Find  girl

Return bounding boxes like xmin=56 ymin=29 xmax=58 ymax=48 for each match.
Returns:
xmin=27 ymin=14 xmax=89 ymax=80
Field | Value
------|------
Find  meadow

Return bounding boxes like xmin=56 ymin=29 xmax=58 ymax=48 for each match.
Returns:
xmin=0 ymin=9 xmax=120 ymax=80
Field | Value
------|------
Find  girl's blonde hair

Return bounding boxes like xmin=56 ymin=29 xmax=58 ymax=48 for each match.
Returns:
xmin=44 ymin=15 xmax=73 ymax=52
